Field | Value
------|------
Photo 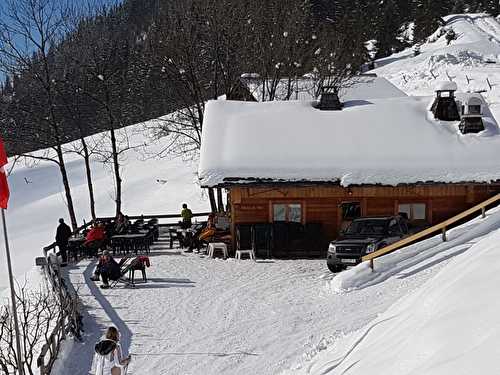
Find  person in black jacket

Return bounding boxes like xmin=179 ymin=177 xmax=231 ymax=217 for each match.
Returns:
xmin=55 ymin=218 xmax=72 ymax=265
xmin=90 ymin=250 xmax=121 ymax=289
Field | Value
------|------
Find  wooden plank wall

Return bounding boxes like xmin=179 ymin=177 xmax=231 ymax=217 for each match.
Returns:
xmin=230 ymin=183 xmax=500 ymax=242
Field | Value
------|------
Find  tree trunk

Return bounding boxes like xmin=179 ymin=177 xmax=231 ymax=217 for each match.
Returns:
xmin=216 ymin=188 xmax=224 ymax=212
xmin=55 ymin=145 xmax=78 ymax=231
xmin=81 ymin=138 xmax=96 ymax=221
xmin=208 ymin=188 xmax=217 ymax=213
xmin=110 ymin=127 xmax=122 ymax=217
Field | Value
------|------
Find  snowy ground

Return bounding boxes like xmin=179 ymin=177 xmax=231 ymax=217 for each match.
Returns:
xmin=51 ymin=235 xmax=442 ymax=375
xmin=51 ymin=202 xmax=500 ymax=375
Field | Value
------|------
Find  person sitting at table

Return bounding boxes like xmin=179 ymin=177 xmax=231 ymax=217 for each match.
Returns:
xmin=114 ymin=213 xmax=130 ymax=235
xmin=84 ymin=222 xmax=107 ymax=257
xmin=55 ymin=218 xmax=72 ymax=266
xmin=90 ymin=250 xmax=120 ymax=289
xmin=186 ymin=215 xmax=216 ymax=253
xmin=104 ymin=219 xmax=115 ymax=238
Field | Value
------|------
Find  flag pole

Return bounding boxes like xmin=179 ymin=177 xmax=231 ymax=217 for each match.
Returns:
xmin=1 ymin=208 xmax=24 ymax=375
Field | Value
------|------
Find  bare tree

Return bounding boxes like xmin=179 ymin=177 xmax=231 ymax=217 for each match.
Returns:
xmin=0 ymin=0 xmax=79 ymax=230
xmin=67 ymin=3 xmax=143 ymax=217
xmin=0 ymin=284 xmax=63 ymax=375
xmin=295 ymin=5 xmax=370 ymax=101
xmin=146 ymin=0 xmax=255 ymax=211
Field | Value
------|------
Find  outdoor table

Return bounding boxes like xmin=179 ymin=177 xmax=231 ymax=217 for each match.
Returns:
xmin=111 ymin=233 xmax=149 ymax=254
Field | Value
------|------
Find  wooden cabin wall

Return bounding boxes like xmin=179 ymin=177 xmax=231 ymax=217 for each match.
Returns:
xmin=229 ymin=184 xmax=500 ymax=243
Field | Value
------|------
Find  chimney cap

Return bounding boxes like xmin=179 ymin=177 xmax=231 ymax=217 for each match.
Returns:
xmin=317 ymin=90 xmax=342 ymax=110
xmin=435 ymin=81 xmax=457 ymax=92
xmin=320 ymin=85 xmax=339 ymax=94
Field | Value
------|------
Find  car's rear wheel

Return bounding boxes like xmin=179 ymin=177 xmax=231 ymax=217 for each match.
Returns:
xmin=328 ymin=263 xmax=345 ymax=273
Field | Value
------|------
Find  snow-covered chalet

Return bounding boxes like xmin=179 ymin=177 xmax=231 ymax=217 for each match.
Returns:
xmin=198 ymin=76 xmax=500 ymax=258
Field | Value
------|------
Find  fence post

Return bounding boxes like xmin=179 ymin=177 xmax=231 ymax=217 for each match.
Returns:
xmin=481 ymin=207 xmax=486 ymax=218
xmin=442 ymin=227 xmax=447 ymax=242
xmin=369 ymin=258 xmax=374 ymax=271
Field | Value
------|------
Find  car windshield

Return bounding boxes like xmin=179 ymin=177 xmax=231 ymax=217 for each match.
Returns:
xmin=345 ymin=219 xmax=388 ymax=235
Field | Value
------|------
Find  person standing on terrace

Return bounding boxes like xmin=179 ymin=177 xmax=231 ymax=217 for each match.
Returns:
xmin=180 ymin=203 xmax=193 ymax=229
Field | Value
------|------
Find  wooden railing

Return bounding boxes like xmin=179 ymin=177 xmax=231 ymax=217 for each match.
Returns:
xmin=93 ymin=212 xmax=212 ymax=227
xmin=37 ymin=245 xmax=82 ymax=374
xmin=362 ymin=193 xmax=500 ymax=270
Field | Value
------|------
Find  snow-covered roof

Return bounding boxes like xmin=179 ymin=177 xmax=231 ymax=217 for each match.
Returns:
xmin=242 ymin=75 xmax=407 ymax=102
xmin=198 ymin=94 xmax=500 ymax=187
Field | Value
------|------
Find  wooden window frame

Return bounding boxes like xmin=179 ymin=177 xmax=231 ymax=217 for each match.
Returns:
xmin=395 ymin=201 xmax=429 ymax=222
xmin=339 ymin=201 xmax=362 ymax=221
xmin=269 ymin=201 xmax=306 ymax=224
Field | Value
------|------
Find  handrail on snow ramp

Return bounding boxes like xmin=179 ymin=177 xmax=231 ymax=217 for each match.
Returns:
xmin=362 ymin=193 xmax=500 ymax=271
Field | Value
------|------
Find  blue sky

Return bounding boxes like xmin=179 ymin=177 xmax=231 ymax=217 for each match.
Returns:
xmin=0 ymin=0 xmax=122 ymax=83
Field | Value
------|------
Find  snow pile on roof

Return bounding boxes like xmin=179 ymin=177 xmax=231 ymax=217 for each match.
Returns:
xmin=198 ymin=96 xmax=500 ymax=187
xmin=242 ymin=75 xmax=407 ymax=102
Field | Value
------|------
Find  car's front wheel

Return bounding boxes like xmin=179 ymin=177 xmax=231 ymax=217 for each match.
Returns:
xmin=328 ymin=263 xmax=345 ymax=273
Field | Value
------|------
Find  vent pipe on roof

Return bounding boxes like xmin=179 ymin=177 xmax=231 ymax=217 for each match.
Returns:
xmin=430 ymin=81 xmax=460 ymax=121
xmin=317 ymin=86 xmax=342 ymax=110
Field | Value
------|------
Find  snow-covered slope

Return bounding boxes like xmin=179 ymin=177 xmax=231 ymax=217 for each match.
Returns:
xmin=0 ymin=126 xmax=209 ymax=291
xmin=374 ymin=13 xmax=500 ymax=119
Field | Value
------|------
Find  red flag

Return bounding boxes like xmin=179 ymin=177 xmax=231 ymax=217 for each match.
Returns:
xmin=0 ymin=138 xmax=9 ymax=209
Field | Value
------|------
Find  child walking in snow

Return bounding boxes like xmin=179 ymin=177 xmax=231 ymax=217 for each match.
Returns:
xmin=91 ymin=326 xmax=131 ymax=375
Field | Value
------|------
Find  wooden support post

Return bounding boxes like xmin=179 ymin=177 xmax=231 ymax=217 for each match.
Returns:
xmin=369 ymin=258 xmax=374 ymax=271
xmin=216 ymin=188 xmax=224 ymax=213
xmin=442 ymin=227 xmax=447 ymax=242
xmin=208 ymin=188 xmax=217 ymax=213
xmin=481 ymin=207 xmax=486 ymax=218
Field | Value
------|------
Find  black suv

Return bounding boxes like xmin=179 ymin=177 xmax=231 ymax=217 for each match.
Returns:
xmin=326 ymin=215 xmax=409 ymax=272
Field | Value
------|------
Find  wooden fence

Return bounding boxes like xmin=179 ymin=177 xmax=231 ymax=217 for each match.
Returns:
xmin=36 ymin=244 xmax=82 ymax=375
xmin=362 ymin=193 xmax=500 ymax=270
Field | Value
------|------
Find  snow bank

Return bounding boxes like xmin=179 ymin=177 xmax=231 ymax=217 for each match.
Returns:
xmin=199 ymin=96 xmax=500 ymax=187
xmin=285 ymin=226 xmax=500 ymax=375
